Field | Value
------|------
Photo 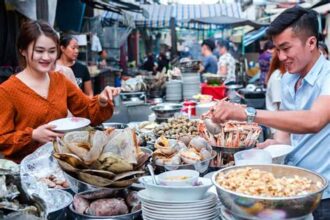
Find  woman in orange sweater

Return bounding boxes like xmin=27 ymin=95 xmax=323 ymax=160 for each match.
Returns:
xmin=0 ymin=20 xmax=120 ymax=162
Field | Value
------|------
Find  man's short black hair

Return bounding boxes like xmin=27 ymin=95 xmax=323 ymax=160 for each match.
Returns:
xmin=201 ymin=39 xmax=215 ymax=51
xmin=267 ymin=6 xmax=319 ymax=44
xmin=217 ymin=39 xmax=230 ymax=50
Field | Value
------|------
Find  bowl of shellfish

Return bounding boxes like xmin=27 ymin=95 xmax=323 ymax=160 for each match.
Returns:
xmin=198 ymin=120 xmax=262 ymax=153
xmin=52 ymin=128 xmax=151 ymax=193
xmin=152 ymin=136 xmax=216 ymax=174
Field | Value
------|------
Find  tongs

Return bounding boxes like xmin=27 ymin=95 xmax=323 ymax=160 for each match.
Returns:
xmin=201 ymin=96 xmax=228 ymax=135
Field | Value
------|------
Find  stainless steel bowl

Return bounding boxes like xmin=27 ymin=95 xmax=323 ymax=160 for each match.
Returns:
xmin=150 ymin=103 xmax=182 ymax=119
xmin=153 ymin=150 xmax=217 ymax=174
xmin=212 ymin=164 xmax=328 ymax=219
xmin=47 ymin=189 xmax=73 ymax=219
xmin=68 ymin=188 xmax=141 ymax=220
xmin=102 ymin=123 xmax=128 ymax=130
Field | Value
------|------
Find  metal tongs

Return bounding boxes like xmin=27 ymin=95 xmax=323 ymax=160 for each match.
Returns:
xmin=201 ymin=97 xmax=228 ymax=135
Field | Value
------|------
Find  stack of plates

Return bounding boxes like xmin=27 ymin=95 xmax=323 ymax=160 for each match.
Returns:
xmin=138 ymin=190 xmax=219 ymax=220
xmin=182 ymin=73 xmax=200 ymax=100
xmin=166 ymin=80 xmax=182 ymax=102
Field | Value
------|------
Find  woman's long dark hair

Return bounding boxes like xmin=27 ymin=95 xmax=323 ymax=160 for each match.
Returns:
xmin=17 ymin=20 xmax=59 ymax=68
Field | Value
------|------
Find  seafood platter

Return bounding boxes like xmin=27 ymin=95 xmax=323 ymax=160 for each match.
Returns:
xmin=52 ymin=128 xmax=151 ymax=189
xmin=198 ymin=119 xmax=262 ymax=170
xmin=152 ymin=136 xmax=216 ymax=174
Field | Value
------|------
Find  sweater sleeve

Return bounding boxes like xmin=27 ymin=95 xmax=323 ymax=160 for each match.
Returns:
xmin=65 ymin=76 xmax=114 ymax=125
xmin=0 ymin=88 xmax=34 ymax=156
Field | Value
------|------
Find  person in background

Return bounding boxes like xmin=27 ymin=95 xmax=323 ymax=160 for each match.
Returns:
xmin=155 ymin=53 xmax=169 ymax=73
xmin=198 ymin=39 xmax=217 ymax=81
xmin=141 ymin=52 xmax=155 ymax=72
xmin=265 ymin=51 xmax=286 ymax=136
xmin=0 ymin=20 xmax=120 ymax=162
xmin=319 ymin=41 xmax=329 ymax=60
xmin=209 ymin=7 xmax=330 ymax=218
xmin=217 ymin=39 xmax=236 ymax=84
xmin=258 ymin=40 xmax=275 ymax=86
xmin=98 ymin=49 xmax=108 ymax=68
xmin=54 ymin=64 xmax=78 ymax=86
xmin=57 ymin=35 xmax=94 ymax=98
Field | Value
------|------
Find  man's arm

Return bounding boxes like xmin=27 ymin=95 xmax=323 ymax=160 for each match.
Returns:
xmin=255 ymin=96 xmax=330 ymax=133
xmin=211 ymin=96 xmax=330 ymax=134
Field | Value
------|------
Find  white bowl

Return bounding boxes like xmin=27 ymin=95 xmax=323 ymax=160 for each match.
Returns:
xmin=234 ymin=149 xmax=272 ymax=165
xmin=264 ymin=144 xmax=294 ymax=164
xmin=139 ymin=176 xmax=212 ymax=201
xmin=157 ymin=169 xmax=199 ymax=186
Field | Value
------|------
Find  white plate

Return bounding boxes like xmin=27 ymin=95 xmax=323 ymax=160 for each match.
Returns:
xmin=142 ymin=210 xmax=219 ymax=220
xmin=142 ymin=206 xmax=218 ymax=215
xmin=264 ymin=144 xmax=294 ymax=158
xmin=143 ymin=202 xmax=217 ymax=210
xmin=48 ymin=117 xmax=90 ymax=132
xmin=138 ymin=189 xmax=216 ymax=204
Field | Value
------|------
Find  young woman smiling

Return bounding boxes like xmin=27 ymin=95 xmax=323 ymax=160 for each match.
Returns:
xmin=0 ymin=20 xmax=120 ymax=162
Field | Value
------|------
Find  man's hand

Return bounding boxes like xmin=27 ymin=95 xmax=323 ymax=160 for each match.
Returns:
xmin=257 ymin=139 xmax=281 ymax=149
xmin=210 ymin=101 xmax=246 ymax=124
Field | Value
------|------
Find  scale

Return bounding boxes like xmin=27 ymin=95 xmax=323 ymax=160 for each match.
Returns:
xmin=119 ymin=91 xmax=146 ymax=106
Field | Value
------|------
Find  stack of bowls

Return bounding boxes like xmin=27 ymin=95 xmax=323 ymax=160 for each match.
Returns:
xmin=182 ymin=73 xmax=201 ymax=100
xmin=166 ymin=80 xmax=182 ymax=102
xmin=138 ymin=170 xmax=218 ymax=220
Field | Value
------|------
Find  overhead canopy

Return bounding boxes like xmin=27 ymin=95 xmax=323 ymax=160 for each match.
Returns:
xmin=243 ymin=27 xmax=268 ymax=47
xmin=189 ymin=16 xmax=268 ymax=29
xmin=102 ymin=3 xmax=244 ymax=29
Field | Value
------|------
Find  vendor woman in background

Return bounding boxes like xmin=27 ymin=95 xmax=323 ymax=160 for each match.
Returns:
xmin=57 ymin=35 xmax=94 ymax=98
xmin=0 ymin=20 xmax=120 ymax=163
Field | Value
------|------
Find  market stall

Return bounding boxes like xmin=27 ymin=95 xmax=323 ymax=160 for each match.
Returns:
xmin=2 ymin=110 xmax=326 ymax=219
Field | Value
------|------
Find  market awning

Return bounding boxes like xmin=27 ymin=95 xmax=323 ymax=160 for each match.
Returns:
xmin=243 ymin=27 xmax=268 ymax=47
xmin=189 ymin=16 xmax=268 ymax=29
xmin=102 ymin=3 xmax=244 ymax=29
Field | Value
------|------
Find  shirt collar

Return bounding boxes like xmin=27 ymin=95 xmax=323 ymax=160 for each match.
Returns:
xmin=303 ymin=54 xmax=325 ymax=86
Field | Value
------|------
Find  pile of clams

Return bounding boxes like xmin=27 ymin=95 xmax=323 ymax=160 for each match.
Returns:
xmin=53 ymin=128 xmax=151 ymax=188
xmin=153 ymin=117 xmax=199 ymax=139
xmin=152 ymin=136 xmax=215 ymax=166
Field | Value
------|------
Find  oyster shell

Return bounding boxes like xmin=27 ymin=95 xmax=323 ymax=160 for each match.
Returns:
xmin=78 ymin=172 xmax=114 ymax=187
xmin=81 ymin=169 xmax=116 ymax=179
xmin=53 ymin=153 xmax=85 ymax=169
xmin=98 ymin=153 xmax=133 ymax=173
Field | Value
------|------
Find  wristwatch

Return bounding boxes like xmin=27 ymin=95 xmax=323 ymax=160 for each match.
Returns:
xmin=245 ymin=107 xmax=257 ymax=123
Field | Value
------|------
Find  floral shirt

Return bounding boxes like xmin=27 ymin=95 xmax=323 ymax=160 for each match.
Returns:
xmin=218 ymin=53 xmax=236 ymax=83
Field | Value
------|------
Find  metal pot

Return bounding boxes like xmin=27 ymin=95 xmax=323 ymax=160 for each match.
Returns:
xmin=47 ymin=189 xmax=73 ymax=220
xmin=212 ymin=164 xmax=328 ymax=219
xmin=68 ymin=188 xmax=141 ymax=220
xmin=102 ymin=123 xmax=128 ymax=130
xmin=150 ymin=103 xmax=182 ymax=120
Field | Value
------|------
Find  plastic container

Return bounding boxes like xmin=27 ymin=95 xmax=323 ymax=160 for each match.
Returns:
xmin=181 ymin=101 xmax=197 ymax=116
xmin=234 ymin=149 xmax=272 ymax=165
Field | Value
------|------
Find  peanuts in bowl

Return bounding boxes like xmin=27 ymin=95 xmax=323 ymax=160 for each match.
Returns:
xmin=215 ymin=167 xmax=323 ymax=197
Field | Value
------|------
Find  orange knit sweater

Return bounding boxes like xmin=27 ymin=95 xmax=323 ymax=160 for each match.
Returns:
xmin=0 ymin=72 xmax=113 ymax=162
